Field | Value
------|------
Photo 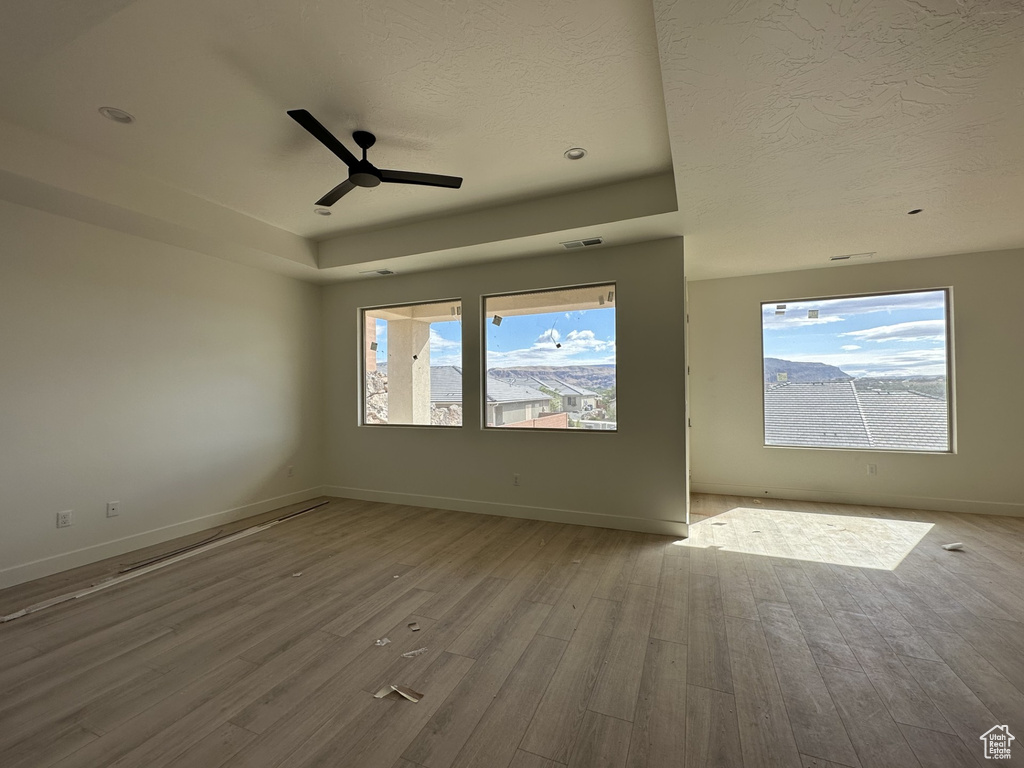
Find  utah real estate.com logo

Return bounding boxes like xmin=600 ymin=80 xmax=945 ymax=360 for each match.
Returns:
xmin=980 ymin=725 xmax=1015 ymax=760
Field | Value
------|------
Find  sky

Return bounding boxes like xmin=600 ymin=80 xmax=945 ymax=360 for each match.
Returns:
xmin=762 ymin=290 xmax=948 ymax=377
xmin=372 ymin=308 xmax=616 ymax=369
xmin=486 ymin=307 xmax=616 ymax=368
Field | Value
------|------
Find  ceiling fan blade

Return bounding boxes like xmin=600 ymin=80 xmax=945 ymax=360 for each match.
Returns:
xmin=287 ymin=109 xmax=358 ymax=169
xmin=316 ymin=179 xmax=357 ymax=207
xmin=379 ymin=169 xmax=463 ymax=189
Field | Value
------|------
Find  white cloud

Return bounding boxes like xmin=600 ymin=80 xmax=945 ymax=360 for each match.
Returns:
xmin=429 ymin=328 xmax=463 ymax=366
xmin=487 ymin=327 xmax=615 ymax=367
xmin=840 ymin=344 xmax=861 ymax=350
xmin=839 ymin=319 xmax=945 ymax=344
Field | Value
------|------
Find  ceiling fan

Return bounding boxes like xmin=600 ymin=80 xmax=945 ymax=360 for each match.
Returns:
xmin=287 ymin=109 xmax=464 ymax=207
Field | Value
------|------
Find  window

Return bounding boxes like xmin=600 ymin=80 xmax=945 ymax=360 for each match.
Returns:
xmin=362 ymin=299 xmax=462 ymax=426
xmin=484 ymin=284 xmax=616 ymax=430
xmin=762 ymin=289 xmax=951 ymax=451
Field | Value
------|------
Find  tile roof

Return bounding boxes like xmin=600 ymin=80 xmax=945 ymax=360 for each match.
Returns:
xmin=430 ymin=365 xmax=549 ymax=405
xmin=764 ymin=381 xmax=948 ymax=451
xmin=530 ymin=377 xmax=598 ymax=397
xmin=430 ymin=365 xmax=463 ymax=403
xmin=485 ymin=377 xmax=550 ymax=405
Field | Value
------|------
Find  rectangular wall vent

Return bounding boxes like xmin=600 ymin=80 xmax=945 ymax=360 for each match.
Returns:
xmin=560 ymin=237 xmax=603 ymax=250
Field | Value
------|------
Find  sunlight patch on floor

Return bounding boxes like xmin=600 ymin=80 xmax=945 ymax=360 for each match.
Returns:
xmin=675 ymin=506 xmax=934 ymax=570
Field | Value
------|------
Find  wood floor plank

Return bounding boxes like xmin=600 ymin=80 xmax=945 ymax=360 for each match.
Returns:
xmin=306 ymin=652 xmax=476 ymax=768
xmin=830 ymin=610 xmax=952 ymax=733
xmin=717 ymin=550 xmax=759 ymax=620
xmin=649 ymin=554 xmax=688 ymax=645
xmin=508 ymin=751 xmax=566 ymax=768
xmin=624 ymin=638 xmax=686 ymax=768
xmin=725 ymin=615 xmax=803 ymax=768
xmin=538 ymin=559 xmax=604 ymax=640
xmin=757 ymin=602 xmax=861 ymax=768
xmin=897 ymin=724 xmax=984 ymax=768
xmin=566 ymin=711 xmax=632 ymax=768
xmin=402 ymin=599 xmax=551 ymax=768
xmin=687 ymin=574 xmax=733 ymax=693
xmin=449 ymin=635 xmax=567 ymax=768
xmin=168 ymin=721 xmax=256 ymax=768
xmin=915 ymin=624 xmax=1024 ymax=724
xmin=820 ymin=664 xmax=921 ymax=768
xmin=683 ymin=684 xmax=744 ymax=768
xmin=520 ymin=598 xmax=619 ymax=763
xmin=628 ymin=536 xmax=665 ymax=588
xmin=588 ymin=583 xmax=656 ymax=722
xmin=899 ymin=654 xmax=999 ymax=753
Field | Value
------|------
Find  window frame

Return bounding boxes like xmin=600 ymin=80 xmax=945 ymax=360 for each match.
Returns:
xmin=481 ymin=281 xmax=618 ymax=433
xmin=759 ymin=287 xmax=955 ymax=454
xmin=359 ymin=297 xmax=464 ymax=429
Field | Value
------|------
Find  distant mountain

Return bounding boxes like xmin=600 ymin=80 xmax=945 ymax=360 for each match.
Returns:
xmin=764 ymin=358 xmax=852 ymax=383
xmin=489 ymin=365 xmax=616 ymax=392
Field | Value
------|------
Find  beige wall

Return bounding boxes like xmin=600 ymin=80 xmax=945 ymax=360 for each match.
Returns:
xmin=688 ymin=248 xmax=1024 ymax=516
xmin=0 ymin=200 xmax=325 ymax=587
xmin=323 ymin=239 xmax=688 ymax=535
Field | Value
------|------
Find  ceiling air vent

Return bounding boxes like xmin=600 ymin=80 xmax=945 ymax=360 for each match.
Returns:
xmin=359 ymin=268 xmax=395 ymax=276
xmin=560 ymin=237 xmax=603 ymax=250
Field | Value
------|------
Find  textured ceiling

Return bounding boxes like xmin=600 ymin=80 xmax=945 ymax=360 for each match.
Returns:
xmin=0 ymin=0 xmax=1021 ymax=281
xmin=654 ymin=0 xmax=1024 ymax=278
xmin=0 ymin=0 xmax=670 ymax=240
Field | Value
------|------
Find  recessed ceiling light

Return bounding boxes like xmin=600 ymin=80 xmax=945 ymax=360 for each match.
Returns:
xmin=98 ymin=106 xmax=134 ymax=124
xmin=564 ymin=147 xmax=587 ymax=160
xmin=908 ymin=208 xmax=923 ymax=215
xmin=314 ymin=208 xmax=332 ymax=216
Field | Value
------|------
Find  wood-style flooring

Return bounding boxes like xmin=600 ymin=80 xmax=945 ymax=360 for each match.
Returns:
xmin=1 ymin=494 xmax=1023 ymax=767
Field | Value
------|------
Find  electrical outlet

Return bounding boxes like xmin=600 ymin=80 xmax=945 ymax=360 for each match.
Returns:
xmin=287 ymin=465 xmax=295 ymax=478
xmin=513 ymin=473 xmax=521 ymax=486
xmin=106 ymin=501 xmax=120 ymax=517
xmin=56 ymin=510 xmax=73 ymax=528
xmin=866 ymin=464 xmax=878 ymax=476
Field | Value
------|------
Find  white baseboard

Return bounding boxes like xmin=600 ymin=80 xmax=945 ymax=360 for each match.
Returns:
xmin=0 ymin=487 xmax=328 ymax=590
xmin=324 ymin=486 xmax=688 ymax=537
xmin=690 ymin=482 xmax=1024 ymax=518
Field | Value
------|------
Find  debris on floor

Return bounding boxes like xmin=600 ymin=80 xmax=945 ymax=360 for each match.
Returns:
xmin=942 ymin=542 xmax=965 ymax=551
xmin=711 ymin=522 xmax=726 ymax=526
xmin=292 ymin=572 xmax=302 ymax=577
xmin=392 ymin=685 xmax=423 ymax=702
xmin=374 ymin=637 xmax=391 ymax=647
xmin=408 ymin=622 xmax=420 ymax=632
xmin=401 ymin=647 xmax=428 ymax=658
xmin=374 ymin=684 xmax=424 ymax=702
xmin=571 ymin=559 xmax=581 ymax=564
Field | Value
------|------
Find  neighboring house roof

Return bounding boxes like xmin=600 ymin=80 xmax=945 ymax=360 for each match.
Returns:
xmin=430 ymin=365 xmax=463 ymax=403
xmin=764 ymin=381 xmax=948 ymax=451
xmin=531 ymin=377 xmax=598 ymax=398
xmin=430 ymin=365 xmax=548 ymax=405
xmin=486 ymin=377 xmax=550 ymax=405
